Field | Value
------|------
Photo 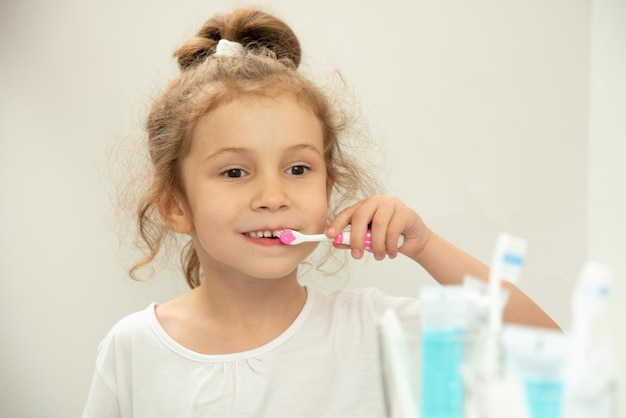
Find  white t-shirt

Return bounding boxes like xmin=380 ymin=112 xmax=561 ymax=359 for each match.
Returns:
xmin=82 ymin=287 xmax=419 ymax=418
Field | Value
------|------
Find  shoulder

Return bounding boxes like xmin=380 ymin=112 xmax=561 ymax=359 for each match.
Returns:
xmin=89 ymin=305 xmax=157 ymax=388
xmin=96 ymin=304 xmax=157 ymax=357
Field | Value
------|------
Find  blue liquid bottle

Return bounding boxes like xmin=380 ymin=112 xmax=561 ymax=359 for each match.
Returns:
xmin=420 ymin=286 xmax=467 ymax=418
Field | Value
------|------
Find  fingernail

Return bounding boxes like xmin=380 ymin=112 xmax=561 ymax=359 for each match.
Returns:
xmin=351 ymin=249 xmax=362 ymax=259
xmin=326 ymin=226 xmax=336 ymax=236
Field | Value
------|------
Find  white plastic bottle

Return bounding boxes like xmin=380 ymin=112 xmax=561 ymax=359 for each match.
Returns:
xmin=563 ymin=261 xmax=618 ymax=418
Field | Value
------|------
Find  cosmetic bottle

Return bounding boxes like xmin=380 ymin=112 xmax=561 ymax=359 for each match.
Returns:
xmin=420 ymin=285 xmax=467 ymax=418
xmin=502 ymin=324 xmax=568 ymax=418
xmin=563 ymin=261 xmax=617 ymax=418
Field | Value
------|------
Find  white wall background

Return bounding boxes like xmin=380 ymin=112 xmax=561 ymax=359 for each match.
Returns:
xmin=589 ymin=0 xmax=626 ymax=413
xmin=0 ymin=0 xmax=622 ymax=416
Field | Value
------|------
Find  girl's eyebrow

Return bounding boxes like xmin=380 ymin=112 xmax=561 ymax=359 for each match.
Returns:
xmin=203 ymin=143 xmax=322 ymax=162
xmin=286 ymin=143 xmax=323 ymax=156
xmin=202 ymin=147 xmax=248 ymax=162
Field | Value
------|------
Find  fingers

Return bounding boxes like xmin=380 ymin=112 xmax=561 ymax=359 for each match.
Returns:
xmin=327 ymin=195 xmax=411 ymax=260
xmin=326 ymin=200 xmax=369 ymax=259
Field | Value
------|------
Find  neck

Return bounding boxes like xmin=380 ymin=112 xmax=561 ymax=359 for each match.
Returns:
xmin=193 ymin=270 xmax=307 ymax=328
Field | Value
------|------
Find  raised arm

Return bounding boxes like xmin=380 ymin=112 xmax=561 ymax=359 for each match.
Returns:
xmin=412 ymin=230 xmax=560 ymax=329
xmin=327 ymin=194 xmax=560 ymax=330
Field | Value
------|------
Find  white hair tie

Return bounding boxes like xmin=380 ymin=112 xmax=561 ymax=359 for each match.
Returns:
xmin=214 ymin=39 xmax=244 ymax=57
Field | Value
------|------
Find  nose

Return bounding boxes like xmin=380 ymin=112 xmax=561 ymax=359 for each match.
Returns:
xmin=250 ymin=174 xmax=290 ymax=212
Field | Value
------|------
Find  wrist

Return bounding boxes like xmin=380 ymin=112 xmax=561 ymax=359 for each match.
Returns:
xmin=412 ymin=227 xmax=433 ymax=261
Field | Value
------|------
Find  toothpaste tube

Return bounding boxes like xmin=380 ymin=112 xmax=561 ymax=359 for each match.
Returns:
xmin=502 ymin=324 xmax=569 ymax=418
xmin=420 ymin=285 xmax=466 ymax=418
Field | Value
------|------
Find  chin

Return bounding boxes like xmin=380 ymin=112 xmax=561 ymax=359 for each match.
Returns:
xmin=244 ymin=262 xmax=301 ymax=282
xmin=254 ymin=268 xmax=300 ymax=281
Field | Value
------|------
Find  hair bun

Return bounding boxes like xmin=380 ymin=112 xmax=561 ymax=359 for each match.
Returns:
xmin=175 ymin=8 xmax=301 ymax=70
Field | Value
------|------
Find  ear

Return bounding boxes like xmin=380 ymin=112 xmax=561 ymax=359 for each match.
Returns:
xmin=157 ymin=192 xmax=194 ymax=234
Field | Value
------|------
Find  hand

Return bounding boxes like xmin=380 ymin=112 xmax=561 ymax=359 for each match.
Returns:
xmin=326 ymin=195 xmax=431 ymax=260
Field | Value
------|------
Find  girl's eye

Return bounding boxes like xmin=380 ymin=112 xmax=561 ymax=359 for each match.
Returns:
xmin=221 ymin=168 xmax=247 ymax=178
xmin=286 ymin=165 xmax=310 ymax=176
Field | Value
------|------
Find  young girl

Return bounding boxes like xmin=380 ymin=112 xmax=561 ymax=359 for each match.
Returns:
xmin=82 ymin=7 xmax=558 ymax=417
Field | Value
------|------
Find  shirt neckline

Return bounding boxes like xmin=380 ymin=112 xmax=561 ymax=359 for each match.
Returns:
xmin=147 ymin=286 xmax=316 ymax=362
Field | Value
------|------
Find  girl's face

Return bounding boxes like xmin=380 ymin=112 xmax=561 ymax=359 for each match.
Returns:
xmin=172 ymin=93 xmax=329 ymax=283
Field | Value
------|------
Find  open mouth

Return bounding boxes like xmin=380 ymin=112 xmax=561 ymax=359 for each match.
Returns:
xmin=244 ymin=230 xmax=281 ymax=239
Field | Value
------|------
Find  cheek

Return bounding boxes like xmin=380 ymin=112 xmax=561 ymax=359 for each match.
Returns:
xmin=310 ymin=194 xmax=330 ymax=227
xmin=188 ymin=195 xmax=236 ymax=230
xmin=209 ymin=202 xmax=236 ymax=222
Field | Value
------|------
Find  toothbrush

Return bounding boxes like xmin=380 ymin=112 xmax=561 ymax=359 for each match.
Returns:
xmin=488 ymin=233 xmax=527 ymax=332
xmin=484 ymin=233 xmax=527 ymax=375
xmin=274 ymin=229 xmax=405 ymax=250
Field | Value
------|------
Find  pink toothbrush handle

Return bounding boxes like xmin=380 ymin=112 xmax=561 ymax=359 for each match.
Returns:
xmin=333 ymin=229 xmax=405 ymax=250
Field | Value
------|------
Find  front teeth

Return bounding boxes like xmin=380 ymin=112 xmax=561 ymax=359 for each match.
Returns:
xmin=246 ymin=231 xmax=275 ymax=238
